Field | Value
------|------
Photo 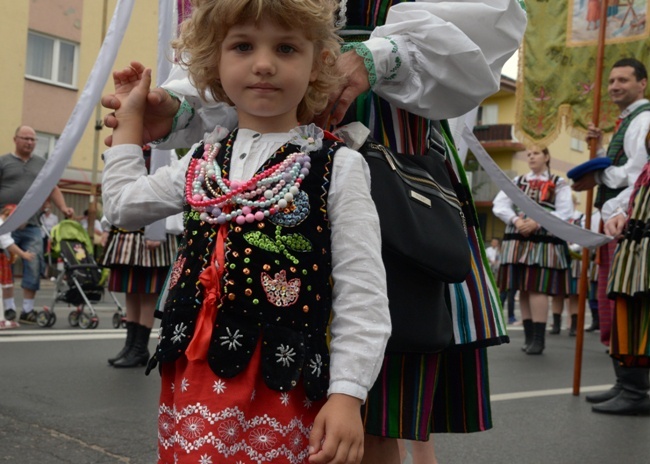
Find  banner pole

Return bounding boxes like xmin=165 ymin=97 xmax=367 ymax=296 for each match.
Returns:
xmin=573 ymin=0 xmax=609 ymax=396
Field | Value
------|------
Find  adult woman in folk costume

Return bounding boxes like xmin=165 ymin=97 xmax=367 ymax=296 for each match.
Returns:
xmin=493 ymin=145 xmax=573 ymax=355
xmin=101 ymin=0 xmax=527 ymax=461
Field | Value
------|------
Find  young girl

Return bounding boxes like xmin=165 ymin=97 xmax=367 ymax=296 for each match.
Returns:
xmin=0 ymin=204 xmax=36 ymax=329
xmin=101 ymin=1 xmax=391 ymax=463
xmin=493 ymin=145 xmax=573 ymax=355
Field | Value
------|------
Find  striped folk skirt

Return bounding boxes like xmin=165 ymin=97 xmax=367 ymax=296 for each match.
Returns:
xmin=101 ymin=228 xmax=178 ymax=294
xmin=361 ymin=348 xmax=492 ymax=441
xmin=498 ymin=224 xmax=571 ymax=296
xmin=607 ymin=163 xmax=650 ymax=366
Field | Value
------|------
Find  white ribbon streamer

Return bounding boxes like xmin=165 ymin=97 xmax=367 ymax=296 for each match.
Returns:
xmin=144 ymin=0 xmax=177 ymax=242
xmin=462 ymin=123 xmax=612 ymax=249
xmin=0 ymin=0 xmax=135 ymax=236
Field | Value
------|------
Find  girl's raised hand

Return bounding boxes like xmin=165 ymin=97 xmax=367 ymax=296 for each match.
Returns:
xmin=113 ymin=62 xmax=152 ymax=123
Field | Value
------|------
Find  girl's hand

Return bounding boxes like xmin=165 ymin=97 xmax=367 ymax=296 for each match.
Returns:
xmin=21 ymin=251 xmax=36 ymax=262
xmin=308 ymin=394 xmax=364 ymax=464
xmin=113 ymin=62 xmax=152 ymax=122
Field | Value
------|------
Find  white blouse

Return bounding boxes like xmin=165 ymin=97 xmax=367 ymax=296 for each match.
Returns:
xmin=102 ymin=130 xmax=391 ymax=402
xmin=492 ymin=171 xmax=574 ymax=226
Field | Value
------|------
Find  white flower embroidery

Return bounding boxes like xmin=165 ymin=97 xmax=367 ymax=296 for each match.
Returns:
xmin=251 ymin=389 xmax=256 ymax=402
xmin=280 ymin=392 xmax=290 ymax=406
xmin=212 ymin=379 xmax=226 ymax=394
xmin=303 ymin=397 xmax=313 ymax=409
xmin=171 ymin=322 xmax=188 ymax=344
xmin=219 ymin=327 xmax=243 ymax=351
xmin=180 ymin=378 xmax=190 ymax=392
xmin=249 ymin=427 xmax=277 ymax=450
xmin=309 ymin=354 xmax=322 ymax=377
xmin=218 ymin=419 xmax=240 ymax=444
xmin=275 ymin=344 xmax=296 ymax=367
xmin=199 ymin=454 xmax=213 ymax=464
xmin=181 ymin=416 xmax=205 ymax=439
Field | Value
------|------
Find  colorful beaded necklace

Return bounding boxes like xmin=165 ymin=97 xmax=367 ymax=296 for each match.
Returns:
xmin=185 ymin=130 xmax=314 ymax=225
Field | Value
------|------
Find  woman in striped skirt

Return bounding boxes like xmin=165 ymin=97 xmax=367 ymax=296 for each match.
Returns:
xmin=100 ymin=147 xmax=178 ymax=368
xmin=493 ymin=145 xmax=573 ymax=355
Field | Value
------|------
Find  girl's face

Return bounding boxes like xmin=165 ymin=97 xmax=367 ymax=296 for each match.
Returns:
xmin=219 ymin=19 xmax=319 ymax=133
xmin=526 ymin=146 xmax=549 ymax=174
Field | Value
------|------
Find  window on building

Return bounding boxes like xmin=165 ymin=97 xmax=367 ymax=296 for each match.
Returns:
xmin=34 ymin=132 xmax=59 ymax=159
xmin=570 ymin=137 xmax=583 ymax=152
xmin=477 ymin=104 xmax=499 ymax=126
xmin=26 ymin=31 xmax=78 ymax=87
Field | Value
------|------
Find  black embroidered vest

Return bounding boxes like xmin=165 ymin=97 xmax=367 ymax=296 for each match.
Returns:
xmin=149 ymin=133 xmax=340 ymax=401
xmin=595 ymin=103 xmax=650 ymax=208
xmin=516 ymin=174 xmax=560 ymax=211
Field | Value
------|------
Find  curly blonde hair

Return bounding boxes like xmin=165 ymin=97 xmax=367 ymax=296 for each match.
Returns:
xmin=173 ymin=0 xmax=343 ymax=124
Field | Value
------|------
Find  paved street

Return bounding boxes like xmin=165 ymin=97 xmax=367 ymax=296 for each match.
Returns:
xmin=1 ymin=279 xmax=649 ymax=463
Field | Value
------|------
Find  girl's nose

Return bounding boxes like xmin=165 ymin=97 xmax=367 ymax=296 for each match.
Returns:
xmin=251 ymin=52 xmax=275 ymax=75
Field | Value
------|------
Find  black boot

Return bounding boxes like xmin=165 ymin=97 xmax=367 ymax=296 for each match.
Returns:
xmin=549 ymin=313 xmax=562 ymax=335
xmin=526 ymin=322 xmax=546 ymax=355
xmin=586 ymin=301 xmax=599 ymax=332
xmin=592 ymin=366 xmax=650 ymax=415
xmin=569 ymin=314 xmax=578 ymax=337
xmin=108 ymin=321 xmax=138 ymax=365
xmin=521 ymin=319 xmax=533 ymax=352
xmin=113 ymin=324 xmax=151 ymax=368
xmin=586 ymin=358 xmax=624 ymax=403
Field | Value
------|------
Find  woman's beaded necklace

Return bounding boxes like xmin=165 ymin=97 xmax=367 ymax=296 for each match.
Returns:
xmin=185 ymin=131 xmax=312 ymax=225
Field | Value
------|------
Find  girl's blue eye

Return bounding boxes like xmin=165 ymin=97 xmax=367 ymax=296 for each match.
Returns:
xmin=278 ymin=44 xmax=295 ymax=54
xmin=235 ymin=43 xmax=252 ymax=52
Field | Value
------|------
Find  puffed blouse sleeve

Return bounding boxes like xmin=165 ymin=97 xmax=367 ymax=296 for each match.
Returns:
xmin=362 ymin=0 xmax=527 ymax=119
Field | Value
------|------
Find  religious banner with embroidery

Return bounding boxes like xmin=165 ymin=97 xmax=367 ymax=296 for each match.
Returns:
xmin=516 ymin=0 xmax=650 ymax=146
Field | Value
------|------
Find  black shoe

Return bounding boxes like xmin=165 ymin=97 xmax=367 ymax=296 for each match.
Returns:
xmin=108 ymin=321 xmax=138 ymax=365
xmin=4 ymin=309 xmax=17 ymax=321
xmin=19 ymin=311 xmax=37 ymax=325
xmin=569 ymin=314 xmax=578 ymax=337
xmin=113 ymin=325 xmax=151 ymax=368
xmin=521 ymin=319 xmax=533 ymax=352
xmin=591 ymin=393 xmax=650 ymax=415
xmin=526 ymin=322 xmax=547 ymax=355
xmin=586 ymin=386 xmax=622 ymax=404
xmin=549 ymin=313 xmax=561 ymax=335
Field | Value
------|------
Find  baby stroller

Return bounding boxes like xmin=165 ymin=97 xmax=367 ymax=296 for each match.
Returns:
xmin=37 ymin=219 xmax=124 ymax=329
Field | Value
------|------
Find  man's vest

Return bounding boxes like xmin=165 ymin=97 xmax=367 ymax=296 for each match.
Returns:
xmin=595 ymin=103 xmax=650 ymax=208
xmin=150 ymin=132 xmax=341 ymax=401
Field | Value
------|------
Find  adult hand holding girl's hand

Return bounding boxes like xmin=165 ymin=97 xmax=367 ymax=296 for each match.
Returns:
xmin=308 ymin=393 xmax=364 ymax=463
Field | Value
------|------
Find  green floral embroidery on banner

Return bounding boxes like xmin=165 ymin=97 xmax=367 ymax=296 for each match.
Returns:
xmin=243 ymin=227 xmax=313 ymax=265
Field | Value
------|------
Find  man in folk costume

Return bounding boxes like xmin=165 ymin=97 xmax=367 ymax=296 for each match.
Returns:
xmin=572 ymin=57 xmax=650 ymax=415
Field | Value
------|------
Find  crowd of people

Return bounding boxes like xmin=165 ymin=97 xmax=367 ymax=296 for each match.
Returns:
xmin=3 ymin=1 xmax=649 ymax=463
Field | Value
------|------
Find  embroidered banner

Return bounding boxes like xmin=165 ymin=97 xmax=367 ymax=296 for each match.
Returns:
xmin=516 ymin=0 xmax=650 ymax=145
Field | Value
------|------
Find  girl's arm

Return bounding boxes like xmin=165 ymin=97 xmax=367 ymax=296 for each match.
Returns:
xmin=102 ymin=63 xmax=189 ymax=229
xmin=307 ymin=146 xmax=390 ymax=463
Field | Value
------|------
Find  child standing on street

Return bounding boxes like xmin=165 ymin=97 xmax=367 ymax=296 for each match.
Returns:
xmin=0 ymin=205 xmax=36 ymax=329
xmin=101 ymin=1 xmax=391 ymax=463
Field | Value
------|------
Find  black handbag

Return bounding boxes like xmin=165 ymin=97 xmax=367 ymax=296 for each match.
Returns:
xmin=357 ymin=135 xmax=471 ymax=354
xmin=360 ymin=139 xmax=471 ymax=283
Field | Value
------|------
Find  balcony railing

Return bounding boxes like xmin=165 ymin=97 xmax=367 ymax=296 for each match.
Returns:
xmin=473 ymin=124 xmax=514 ymax=142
